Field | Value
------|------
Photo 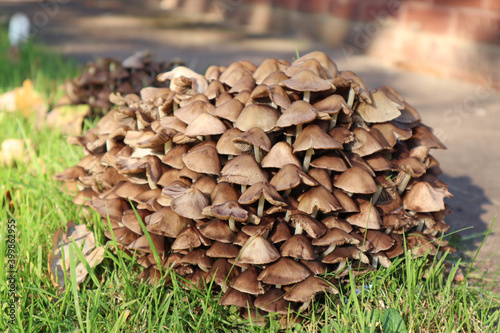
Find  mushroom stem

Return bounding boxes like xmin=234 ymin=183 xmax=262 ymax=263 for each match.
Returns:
xmin=372 ymin=256 xmax=379 ymax=269
xmin=397 ymin=173 xmax=412 ymax=195
xmin=196 ymin=135 xmax=203 ymax=141
xmin=295 ymin=123 xmax=303 ymax=139
xmin=298 ymin=300 xmax=311 ymax=313
xmin=303 ymin=91 xmax=311 ymax=103
xmin=228 ymin=217 xmax=238 ymax=232
xmin=286 ymin=135 xmax=292 ymax=145
xmin=295 ymin=223 xmax=303 ymax=235
xmin=302 ymin=148 xmax=314 ymax=172
xmin=346 ymin=87 xmax=355 ymax=108
xmin=257 ymin=195 xmax=266 ymax=217
xmin=137 ymin=121 xmax=145 ymax=130
xmin=385 ymin=228 xmax=392 ymax=234
xmin=320 ymin=244 xmax=336 ymax=258
xmin=284 ymin=210 xmax=291 ymax=222
xmin=329 ymin=113 xmax=339 ymax=131
xmin=241 ymin=185 xmax=247 ymax=193
xmin=204 ymin=135 xmax=212 ymax=141
xmin=371 ymin=185 xmax=383 ymax=205
xmin=199 ymin=265 xmax=210 ymax=273
xmin=275 ymin=284 xmax=282 ymax=289
xmin=173 ymin=101 xmax=178 ymax=112
xmin=283 ymin=189 xmax=291 ymax=198
xmin=271 ymin=102 xmax=277 ymax=109
xmin=336 ymin=261 xmax=347 ymax=272
xmin=227 ymin=154 xmax=233 ymax=161
xmin=417 ymin=219 xmax=425 ymax=232
xmin=311 ymin=206 xmax=319 ymax=219
xmin=164 ymin=139 xmax=173 ymax=153
xmin=147 ymin=174 xmax=158 ymax=190
xmin=253 ymin=145 xmax=262 ymax=164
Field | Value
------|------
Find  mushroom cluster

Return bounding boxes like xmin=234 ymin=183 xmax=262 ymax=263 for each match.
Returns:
xmin=63 ymin=51 xmax=183 ymax=115
xmin=56 ymin=52 xmax=454 ymax=318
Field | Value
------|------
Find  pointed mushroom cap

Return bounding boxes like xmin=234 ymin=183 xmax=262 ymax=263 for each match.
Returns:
xmin=206 ymin=241 xmax=240 ymax=258
xmin=297 ymin=186 xmax=342 ymax=214
xmin=232 ymin=127 xmax=272 ymax=153
xmin=408 ymin=125 xmax=446 ymax=149
xmin=231 ymin=266 xmax=265 ymax=295
xmin=174 ymin=100 xmax=215 ymax=124
xmin=334 ymin=166 xmax=378 ymax=194
xmin=270 ymin=164 xmax=318 ymax=191
xmin=254 ymin=288 xmax=291 ymax=314
xmin=403 ymin=181 xmax=452 ymax=212
xmin=268 ymin=220 xmax=292 ymax=243
xmin=145 ymin=207 xmax=189 ymax=237
xmin=275 ymin=100 xmax=318 ymax=128
xmin=346 ymin=199 xmax=382 ymax=229
xmin=312 ymin=228 xmax=360 ymax=247
xmin=198 ymin=219 xmax=236 ymax=243
xmin=171 ymin=187 xmax=210 ymax=220
xmin=220 ymin=155 xmax=268 ymax=186
xmin=128 ymin=233 xmax=165 ymax=256
xmin=365 ymin=230 xmax=395 ymax=253
xmin=356 ymin=89 xmax=403 ymax=123
xmin=206 ymin=200 xmax=248 ymax=223
xmin=238 ymin=182 xmax=286 ymax=206
xmin=257 ymin=258 xmax=311 ymax=285
xmin=213 ymin=99 xmax=244 ymax=122
xmin=184 ymin=113 xmax=226 ymax=137
xmin=182 ymin=143 xmax=221 ymax=176
xmin=253 ymin=58 xmax=289 ymax=84
xmin=351 ymin=127 xmax=387 ymax=156
xmin=293 ymin=125 xmax=342 ymax=152
xmin=172 ymin=227 xmax=212 ymax=251
xmin=280 ymin=234 xmax=317 ymax=260
xmin=261 ymin=142 xmax=302 ymax=169
xmin=219 ymin=287 xmax=254 ymax=308
xmin=207 ymin=258 xmax=239 ymax=289
xmin=321 ymin=216 xmax=353 ymax=233
xmin=284 ymin=276 xmax=339 ymax=302
xmin=321 ymin=246 xmax=367 ymax=264
xmin=235 ymin=104 xmax=279 ymax=132
xmin=283 ymin=69 xmax=333 ymax=92
xmin=310 ymin=153 xmax=348 ymax=172
xmin=237 ymin=235 xmax=280 ymax=265
xmin=216 ymin=128 xmax=243 ymax=156
xmin=290 ymin=214 xmax=327 ymax=238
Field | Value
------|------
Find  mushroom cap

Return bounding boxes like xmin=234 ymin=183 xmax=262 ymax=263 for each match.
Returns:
xmin=231 ymin=266 xmax=265 ymax=295
xmin=237 ymin=235 xmax=280 ymax=265
xmin=220 ymin=155 xmax=268 ymax=186
xmin=293 ymin=125 xmax=342 ymax=152
xmin=213 ymin=99 xmax=244 ymax=122
xmin=356 ymin=89 xmax=403 ymax=123
xmin=171 ymin=227 xmax=212 ymax=251
xmin=254 ymin=288 xmax=291 ymax=314
xmin=283 ymin=276 xmax=339 ymax=302
xmin=205 ymin=200 xmax=249 ymax=223
xmin=310 ymin=153 xmax=348 ymax=172
xmin=297 ymin=186 xmax=342 ymax=214
xmin=307 ymin=168 xmax=333 ymax=192
xmin=206 ymin=241 xmax=239 ymax=258
xmin=235 ymin=104 xmax=279 ymax=132
xmin=171 ymin=187 xmax=210 ymax=220
xmin=174 ymin=100 xmax=215 ymax=124
xmin=283 ymin=69 xmax=333 ymax=92
xmin=290 ymin=214 xmax=327 ymax=239
xmin=219 ymin=287 xmax=254 ymax=308
xmin=257 ymin=258 xmax=311 ymax=285
xmin=334 ymin=166 xmax=378 ymax=194
xmin=261 ymin=142 xmax=301 ymax=169
xmin=210 ymin=182 xmax=240 ymax=205
xmin=232 ymin=127 xmax=272 ymax=152
xmin=268 ymin=220 xmax=292 ymax=243
xmin=346 ymin=199 xmax=382 ymax=230
xmin=298 ymin=51 xmax=339 ymax=78
xmin=280 ymin=234 xmax=317 ymax=260
xmin=216 ymin=128 xmax=243 ymax=156
xmin=365 ymin=230 xmax=395 ymax=253
xmin=403 ymin=181 xmax=452 ymax=212
xmin=198 ymin=218 xmax=236 ymax=243
xmin=145 ymin=207 xmax=189 ymax=238
xmin=312 ymin=228 xmax=360 ymax=247
xmin=270 ymin=163 xmax=318 ymax=191
xmin=275 ymin=100 xmax=318 ymax=128
xmin=184 ymin=113 xmax=226 ymax=137
xmin=182 ymin=143 xmax=221 ymax=176
xmin=207 ymin=258 xmax=240 ymax=289
xmin=253 ymin=58 xmax=289 ymax=84
xmin=321 ymin=246 xmax=368 ymax=264
xmin=238 ymin=182 xmax=286 ymax=206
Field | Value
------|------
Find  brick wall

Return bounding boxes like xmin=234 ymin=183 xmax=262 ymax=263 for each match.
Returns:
xmin=162 ymin=0 xmax=500 ymax=87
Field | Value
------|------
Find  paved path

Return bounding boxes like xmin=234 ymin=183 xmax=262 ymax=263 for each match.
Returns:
xmin=2 ymin=0 xmax=499 ymax=287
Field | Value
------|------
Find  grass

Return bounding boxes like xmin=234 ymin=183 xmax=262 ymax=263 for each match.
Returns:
xmin=0 ymin=28 xmax=499 ymax=332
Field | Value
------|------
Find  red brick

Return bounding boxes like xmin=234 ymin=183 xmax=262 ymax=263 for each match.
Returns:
xmin=401 ymin=3 xmax=456 ymax=34
xmin=455 ymin=11 xmax=500 ymax=43
xmin=434 ymin=0 xmax=486 ymax=9
xmin=273 ymin=0 xmax=299 ymax=10
xmin=330 ymin=0 xmax=360 ymax=20
xmin=358 ymin=0 xmax=401 ymax=22
xmin=297 ymin=0 xmax=331 ymax=13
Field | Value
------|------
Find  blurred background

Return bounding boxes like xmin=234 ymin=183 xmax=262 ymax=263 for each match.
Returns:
xmin=1 ymin=0 xmax=499 ymax=283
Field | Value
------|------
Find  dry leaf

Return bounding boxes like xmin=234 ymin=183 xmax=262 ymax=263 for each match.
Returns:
xmin=46 ymin=104 xmax=91 ymax=135
xmin=0 ymin=138 xmax=28 ymax=166
xmin=0 ymin=79 xmax=47 ymax=118
xmin=48 ymin=221 xmax=104 ymax=291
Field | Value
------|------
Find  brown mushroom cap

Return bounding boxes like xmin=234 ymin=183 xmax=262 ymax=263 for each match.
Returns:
xmin=220 ymin=155 xmax=268 ymax=186
xmin=238 ymin=182 xmax=286 ymax=206
xmin=198 ymin=219 xmax=236 ymax=243
xmin=182 ymin=143 xmax=221 ymax=176
xmin=297 ymin=186 xmax=342 ymax=215
xmin=206 ymin=200 xmax=249 ymax=223
xmin=254 ymin=288 xmax=291 ymax=314
xmin=280 ymin=234 xmax=317 ymax=260
xmin=346 ymin=199 xmax=382 ymax=230
xmin=174 ymin=100 xmax=215 ymax=124
xmin=235 ymin=104 xmax=279 ymax=132
xmin=275 ymin=100 xmax=318 ymax=128
xmin=261 ymin=142 xmax=302 ymax=169
xmin=293 ymin=124 xmax=342 ymax=152
xmin=184 ymin=113 xmax=226 ymax=137
xmin=232 ymin=127 xmax=272 ymax=153
xmin=334 ymin=166 xmax=378 ymax=194
xmin=283 ymin=69 xmax=333 ymax=92
xmin=206 ymin=241 xmax=240 ymax=258
xmin=237 ymin=235 xmax=280 ymax=265
xmin=403 ymin=181 xmax=452 ymax=212
xmin=219 ymin=287 xmax=254 ymax=308
xmin=290 ymin=214 xmax=327 ymax=239
xmin=257 ymin=258 xmax=311 ymax=285
xmin=171 ymin=187 xmax=210 ymax=220
xmin=145 ymin=207 xmax=189 ymax=238
xmin=216 ymin=128 xmax=243 ymax=156
xmin=283 ymin=276 xmax=339 ymax=302
xmin=270 ymin=164 xmax=319 ymax=191
xmin=231 ymin=266 xmax=265 ymax=295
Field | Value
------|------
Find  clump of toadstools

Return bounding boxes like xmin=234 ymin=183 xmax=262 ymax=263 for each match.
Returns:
xmin=62 ymin=51 xmax=183 ymax=115
xmin=56 ymin=51 xmax=455 ymax=320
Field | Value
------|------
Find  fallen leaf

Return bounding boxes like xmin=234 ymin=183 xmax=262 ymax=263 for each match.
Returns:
xmin=48 ymin=221 xmax=104 ymax=292
xmin=0 ymin=79 xmax=47 ymax=119
xmin=46 ymin=104 xmax=91 ymax=135
xmin=0 ymin=138 xmax=28 ymax=166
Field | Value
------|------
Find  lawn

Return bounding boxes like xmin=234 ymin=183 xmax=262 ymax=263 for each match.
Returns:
xmin=0 ymin=27 xmax=499 ymax=332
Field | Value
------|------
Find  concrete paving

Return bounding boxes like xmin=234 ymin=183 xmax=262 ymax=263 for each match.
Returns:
xmin=2 ymin=0 xmax=499 ymax=286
